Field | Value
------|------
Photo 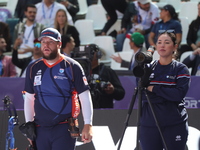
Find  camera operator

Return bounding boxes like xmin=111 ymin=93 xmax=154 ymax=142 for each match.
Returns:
xmin=89 ymin=46 xmax=125 ymax=109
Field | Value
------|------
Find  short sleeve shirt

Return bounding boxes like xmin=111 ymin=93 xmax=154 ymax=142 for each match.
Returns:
xmin=151 ymin=19 xmax=182 ymax=43
xmin=134 ymin=1 xmax=160 ymax=30
xmin=24 ymin=55 xmax=89 ymax=126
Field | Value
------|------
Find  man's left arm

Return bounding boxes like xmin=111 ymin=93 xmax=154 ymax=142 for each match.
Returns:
xmin=79 ymin=90 xmax=93 ymax=144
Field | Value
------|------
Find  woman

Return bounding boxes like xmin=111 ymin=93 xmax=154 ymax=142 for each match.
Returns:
xmin=148 ymin=4 xmax=182 ymax=49
xmin=139 ymin=31 xmax=190 ymax=150
xmin=179 ymin=2 xmax=200 ymax=58
xmin=54 ymin=9 xmax=80 ymax=47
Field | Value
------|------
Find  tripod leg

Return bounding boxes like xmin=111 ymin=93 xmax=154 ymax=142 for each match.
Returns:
xmin=117 ymin=87 xmax=138 ymax=150
xmin=144 ymin=89 xmax=168 ymax=150
xmin=134 ymin=79 xmax=143 ymax=150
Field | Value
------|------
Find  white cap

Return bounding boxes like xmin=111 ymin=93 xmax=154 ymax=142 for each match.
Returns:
xmin=137 ymin=0 xmax=151 ymax=4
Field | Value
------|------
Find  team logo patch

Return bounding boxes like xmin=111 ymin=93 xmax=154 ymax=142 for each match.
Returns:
xmin=83 ymin=76 xmax=88 ymax=85
xmin=34 ymin=75 xmax=42 ymax=86
xmin=166 ymin=75 xmax=175 ymax=79
xmin=59 ymin=68 xmax=64 ymax=74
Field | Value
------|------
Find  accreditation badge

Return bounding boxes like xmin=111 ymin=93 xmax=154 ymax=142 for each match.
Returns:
xmin=44 ymin=19 xmax=51 ymax=27
xmin=34 ymin=75 xmax=42 ymax=86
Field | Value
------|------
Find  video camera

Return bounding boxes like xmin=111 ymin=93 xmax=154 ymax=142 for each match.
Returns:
xmin=133 ymin=46 xmax=155 ymax=77
xmin=72 ymin=44 xmax=100 ymax=61
xmin=72 ymin=45 xmax=92 ymax=60
xmin=72 ymin=44 xmax=101 ymax=80
xmin=72 ymin=44 xmax=95 ymax=79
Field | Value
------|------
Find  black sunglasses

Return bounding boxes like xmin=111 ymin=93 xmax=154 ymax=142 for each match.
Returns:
xmin=158 ymin=29 xmax=175 ymax=35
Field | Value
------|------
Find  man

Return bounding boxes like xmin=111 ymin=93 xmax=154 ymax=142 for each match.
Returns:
xmin=61 ymin=34 xmax=75 ymax=57
xmin=23 ymin=28 xmax=93 ymax=150
xmin=89 ymin=44 xmax=125 ymax=108
xmin=35 ymin=0 xmax=73 ymax=27
xmin=111 ymin=32 xmax=146 ymax=70
xmin=182 ymin=48 xmax=200 ymax=76
xmin=117 ymin=0 xmax=160 ymax=50
xmin=12 ymin=38 xmax=43 ymax=77
xmin=0 ymin=36 xmax=17 ymax=77
xmin=15 ymin=0 xmax=41 ymax=22
xmin=13 ymin=4 xmax=45 ymax=56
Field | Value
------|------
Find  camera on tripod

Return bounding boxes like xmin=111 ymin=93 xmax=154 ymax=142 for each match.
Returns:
xmin=133 ymin=46 xmax=155 ymax=77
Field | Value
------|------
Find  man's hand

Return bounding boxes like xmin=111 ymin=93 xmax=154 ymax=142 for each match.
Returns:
xmin=193 ymin=48 xmax=200 ymax=55
xmin=104 ymin=82 xmax=114 ymax=94
xmin=135 ymin=28 xmax=145 ymax=35
xmin=81 ymin=124 xmax=93 ymax=144
xmin=110 ymin=53 xmax=122 ymax=63
xmin=60 ymin=0 xmax=69 ymax=7
xmin=117 ymin=28 xmax=126 ymax=34
xmin=13 ymin=38 xmax=22 ymax=50
xmin=147 ymin=86 xmax=154 ymax=92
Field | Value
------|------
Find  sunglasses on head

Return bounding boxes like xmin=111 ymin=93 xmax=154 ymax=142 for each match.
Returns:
xmin=34 ymin=42 xmax=41 ymax=48
xmin=158 ymin=29 xmax=175 ymax=35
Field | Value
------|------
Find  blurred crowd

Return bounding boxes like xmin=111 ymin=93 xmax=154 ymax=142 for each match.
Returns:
xmin=0 ymin=0 xmax=200 ymax=78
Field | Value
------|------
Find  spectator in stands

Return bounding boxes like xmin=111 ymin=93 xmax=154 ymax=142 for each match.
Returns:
xmin=12 ymin=38 xmax=42 ymax=77
xmin=117 ymin=0 xmax=159 ymax=51
xmin=61 ymin=34 xmax=75 ymax=57
xmin=54 ymin=9 xmax=80 ymax=47
xmin=13 ymin=4 xmax=45 ymax=56
xmin=111 ymin=32 xmax=146 ymax=70
xmin=0 ymin=36 xmax=17 ymax=77
xmin=178 ymin=2 xmax=200 ymax=59
xmin=35 ymin=0 xmax=73 ymax=27
xmin=0 ymin=21 xmax=11 ymax=52
xmin=182 ymin=48 xmax=200 ymax=76
xmin=116 ymin=1 xmax=141 ymax=51
xmin=15 ymin=0 xmax=41 ymax=22
xmin=100 ymin=0 xmax=127 ymax=36
xmin=148 ymin=4 xmax=182 ymax=49
xmin=89 ymin=44 xmax=125 ymax=108
xmin=132 ymin=0 xmax=160 ymax=49
xmin=57 ymin=0 xmax=79 ymax=22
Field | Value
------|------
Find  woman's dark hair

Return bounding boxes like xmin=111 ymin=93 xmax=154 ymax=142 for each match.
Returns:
xmin=158 ymin=30 xmax=176 ymax=45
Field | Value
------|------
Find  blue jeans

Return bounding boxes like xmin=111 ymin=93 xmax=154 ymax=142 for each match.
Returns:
xmin=116 ymin=33 xmax=126 ymax=52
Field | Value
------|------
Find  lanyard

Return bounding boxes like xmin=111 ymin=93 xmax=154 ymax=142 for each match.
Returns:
xmin=24 ymin=25 xmax=34 ymax=44
xmin=42 ymin=2 xmax=55 ymax=19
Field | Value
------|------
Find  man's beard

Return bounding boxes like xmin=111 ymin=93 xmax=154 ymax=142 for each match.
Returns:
xmin=43 ymin=50 xmax=58 ymax=60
